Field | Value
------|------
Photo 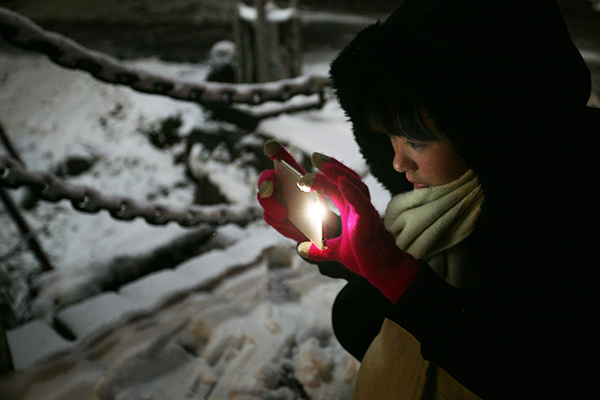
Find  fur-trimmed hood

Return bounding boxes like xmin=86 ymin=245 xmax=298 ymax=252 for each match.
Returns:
xmin=329 ymin=0 xmax=592 ymax=198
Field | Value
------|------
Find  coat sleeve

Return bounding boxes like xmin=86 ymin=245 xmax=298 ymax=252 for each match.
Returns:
xmin=383 ymin=261 xmax=598 ymax=400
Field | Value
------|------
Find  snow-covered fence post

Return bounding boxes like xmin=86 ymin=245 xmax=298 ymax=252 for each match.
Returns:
xmin=235 ymin=0 xmax=303 ymax=83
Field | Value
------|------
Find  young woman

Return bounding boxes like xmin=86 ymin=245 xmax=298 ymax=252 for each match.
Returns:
xmin=259 ymin=0 xmax=600 ymax=398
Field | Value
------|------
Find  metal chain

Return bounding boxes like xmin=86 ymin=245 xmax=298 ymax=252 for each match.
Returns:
xmin=0 ymin=155 xmax=262 ymax=228
xmin=0 ymin=8 xmax=330 ymax=106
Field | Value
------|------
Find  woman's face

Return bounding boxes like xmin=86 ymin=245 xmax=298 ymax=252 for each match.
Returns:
xmin=389 ymin=107 xmax=468 ymax=189
xmin=390 ymin=136 xmax=468 ymax=189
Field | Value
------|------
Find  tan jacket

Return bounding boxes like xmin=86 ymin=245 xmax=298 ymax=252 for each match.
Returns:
xmin=353 ymin=318 xmax=482 ymax=400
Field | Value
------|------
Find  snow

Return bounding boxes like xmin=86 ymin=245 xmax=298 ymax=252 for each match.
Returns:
xmin=56 ymin=292 xmax=141 ymax=339
xmin=238 ymin=2 xmax=297 ymax=23
xmin=4 ymin=321 xmax=72 ymax=371
xmin=0 ymin=44 xmax=389 ymax=399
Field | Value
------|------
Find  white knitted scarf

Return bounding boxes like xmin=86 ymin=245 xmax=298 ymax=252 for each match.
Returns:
xmin=384 ymin=169 xmax=484 ymax=261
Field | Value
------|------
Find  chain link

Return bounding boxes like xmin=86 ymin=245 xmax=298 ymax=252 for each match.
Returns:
xmin=0 ymin=8 xmax=330 ymax=106
xmin=0 ymin=155 xmax=262 ymax=228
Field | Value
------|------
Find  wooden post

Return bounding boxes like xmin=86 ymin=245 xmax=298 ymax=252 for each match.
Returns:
xmin=233 ymin=5 xmax=244 ymax=83
xmin=234 ymin=0 xmax=302 ymax=83
xmin=255 ymin=0 xmax=269 ymax=83
xmin=290 ymin=0 xmax=302 ymax=78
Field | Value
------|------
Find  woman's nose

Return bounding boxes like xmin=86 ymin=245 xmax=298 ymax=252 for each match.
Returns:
xmin=392 ymin=147 xmax=417 ymax=173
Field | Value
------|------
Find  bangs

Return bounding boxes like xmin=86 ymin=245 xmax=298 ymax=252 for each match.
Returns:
xmin=365 ymin=97 xmax=440 ymax=142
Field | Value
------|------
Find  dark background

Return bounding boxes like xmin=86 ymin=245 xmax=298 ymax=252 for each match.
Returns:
xmin=1 ymin=0 xmax=599 ymax=95
xmin=0 ymin=1 xmax=598 ymax=55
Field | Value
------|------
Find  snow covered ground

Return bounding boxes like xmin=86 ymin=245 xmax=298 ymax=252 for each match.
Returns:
xmin=0 ymin=42 xmax=391 ymax=399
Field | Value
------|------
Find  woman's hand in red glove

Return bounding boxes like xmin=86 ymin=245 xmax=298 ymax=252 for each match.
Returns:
xmin=257 ymin=140 xmax=308 ymax=243
xmin=297 ymin=153 xmax=420 ymax=303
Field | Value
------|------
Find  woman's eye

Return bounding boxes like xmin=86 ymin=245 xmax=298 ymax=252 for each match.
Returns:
xmin=407 ymin=141 xmax=428 ymax=150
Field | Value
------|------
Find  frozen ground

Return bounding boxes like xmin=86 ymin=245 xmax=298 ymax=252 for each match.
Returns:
xmin=0 ymin=44 xmax=390 ymax=399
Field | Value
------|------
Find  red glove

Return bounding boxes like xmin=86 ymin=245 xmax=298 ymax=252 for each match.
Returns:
xmin=297 ymin=153 xmax=420 ymax=303
xmin=257 ymin=140 xmax=308 ymax=243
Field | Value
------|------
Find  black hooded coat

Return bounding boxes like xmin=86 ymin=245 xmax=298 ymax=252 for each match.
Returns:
xmin=327 ymin=0 xmax=600 ymax=398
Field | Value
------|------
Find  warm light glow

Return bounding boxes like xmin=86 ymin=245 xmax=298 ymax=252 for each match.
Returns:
xmin=306 ymin=198 xmax=326 ymax=226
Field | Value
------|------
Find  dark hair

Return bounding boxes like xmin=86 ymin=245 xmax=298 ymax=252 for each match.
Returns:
xmin=364 ymin=92 xmax=442 ymax=142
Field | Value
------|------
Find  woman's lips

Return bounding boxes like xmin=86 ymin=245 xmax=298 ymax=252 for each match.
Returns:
xmin=406 ymin=176 xmax=429 ymax=189
xmin=407 ymin=177 xmax=429 ymax=189
xmin=413 ymin=182 xmax=430 ymax=189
